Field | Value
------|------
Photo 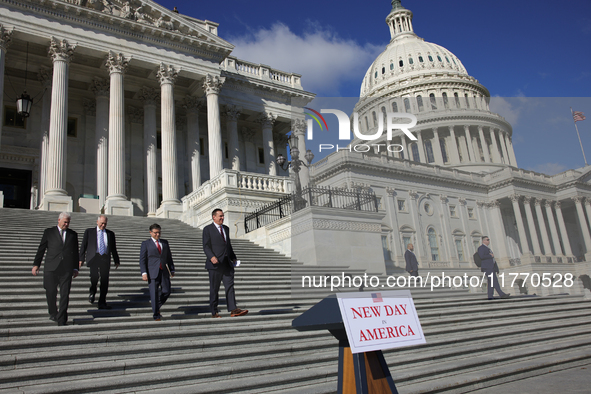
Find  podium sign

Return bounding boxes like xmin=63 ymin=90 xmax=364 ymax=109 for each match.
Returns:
xmin=337 ymin=290 xmax=425 ymax=354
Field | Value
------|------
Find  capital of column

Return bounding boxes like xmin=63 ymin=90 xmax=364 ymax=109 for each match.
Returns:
xmin=509 ymin=194 xmax=521 ymax=203
xmin=0 ymin=24 xmax=13 ymax=51
xmin=224 ymin=105 xmax=241 ymax=121
xmin=585 ymin=197 xmax=591 ymax=206
xmin=409 ymin=190 xmax=419 ymax=200
xmin=545 ymin=200 xmax=555 ymax=208
xmin=157 ymin=63 xmax=178 ymax=85
xmin=534 ymin=198 xmax=544 ymax=206
xmin=522 ymin=196 xmax=532 ymax=205
xmin=257 ymin=112 xmax=276 ymax=128
xmin=386 ymin=187 xmax=396 ymax=197
xmin=128 ymin=106 xmax=143 ymax=123
xmin=202 ymin=73 xmax=225 ymax=95
xmin=91 ymin=77 xmax=109 ymax=98
xmin=439 ymin=195 xmax=448 ymax=203
xmin=292 ymin=118 xmax=307 ymax=135
xmin=105 ymin=51 xmax=129 ymax=74
xmin=476 ymin=200 xmax=486 ymax=208
xmin=459 ymin=197 xmax=467 ymax=206
xmin=572 ymin=196 xmax=584 ymax=205
xmin=489 ymin=200 xmax=501 ymax=209
xmin=83 ymin=98 xmax=96 ymax=116
xmin=183 ymin=95 xmax=202 ymax=113
xmin=555 ymin=200 xmax=562 ymax=209
xmin=37 ymin=66 xmax=52 ymax=88
xmin=138 ymin=87 xmax=160 ymax=106
xmin=48 ymin=37 xmax=75 ymax=63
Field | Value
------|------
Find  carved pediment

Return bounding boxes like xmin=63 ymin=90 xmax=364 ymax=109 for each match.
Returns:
xmin=49 ymin=0 xmax=234 ymax=57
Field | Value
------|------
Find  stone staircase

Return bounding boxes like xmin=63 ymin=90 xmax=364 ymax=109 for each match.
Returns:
xmin=1 ymin=208 xmax=590 ymax=393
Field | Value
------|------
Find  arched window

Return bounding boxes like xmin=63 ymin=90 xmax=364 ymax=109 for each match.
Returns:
xmin=372 ymin=111 xmax=378 ymax=127
xmin=404 ymin=98 xmax=411 ymax=112
xmin=392 ymin=102 xmax=398 ymax=112
xmin=409 ymin=57 xmax=414 ymax=65
xmin=428 ymin=228 xmax=440 ymax=261
xmin=382 ymin=67 xmax=385 ymax=74
xmin=399 ymin=60 xmax=404 ymax=67
xmin=454 ymin=92 xmax=460 ymax=108
xmin=425 ymin=140 xmax=435 ymax=163
xmin=428 ymin=55 xmax=433 ymax=62
xmin=430 ymin=93 xmax=437 ymax=110
xmin=381 ymin=106 xmax=387 ymax=123
xmin=439 ymin=138 xmax=448 ymax=163
xmin=442 ymin=92 xmax=449 ymax=109
xmin=390 ymin=63 xmax=394 ymax=70
xmin=365 ymin=116 xmax=369 ymax=130
xmin=411 ymin=143 xmax=420 ymax=162
xmin=418 ymin=56 xmax=424 ymax=63
xmin=417 ymin=95 xmax=424 ymax=112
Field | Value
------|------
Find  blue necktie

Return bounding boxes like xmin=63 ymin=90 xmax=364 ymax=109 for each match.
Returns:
xmin=99 ymin=230 xmax=106 ymax=255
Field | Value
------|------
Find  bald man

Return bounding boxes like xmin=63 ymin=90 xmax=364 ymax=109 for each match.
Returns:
xmin=405 ymin=243 xmax=419 ymax=277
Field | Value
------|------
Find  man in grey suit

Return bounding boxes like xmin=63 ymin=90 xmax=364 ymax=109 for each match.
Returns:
xmin=405 ymin=243 xmax=419 ymax=277
xmin=139 ymin=223 xmax=175 ymax=321
xmin=32 ymin=212 xmax=79 ymax=326
xmin=478 ymin=236 xmax=510 ymax=300
xmin=203 ymin=209 xmax=248 ymax=318
xmin=79 ymin=215 xmax=120 ymax=309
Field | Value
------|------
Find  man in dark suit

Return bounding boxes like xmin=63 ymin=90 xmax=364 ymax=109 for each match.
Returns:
xmin=203 ymin=209 xmax=248 ymax=318
xmin=478 ymin=236 xmax=511 ymax=300
xmin=79 ymin=215 xmax=120 ymax=309
xmin=32 ymin=212 xmax=79 ymax=326
xmin=405 ymin=243 xmax=419 ymax=277
xmin=139 ymin=223 xmax=175 ymax=321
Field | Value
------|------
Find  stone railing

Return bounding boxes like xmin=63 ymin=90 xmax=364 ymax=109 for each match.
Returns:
xmin=221 ymin=56 xmax=302 ymax=89
xmin=181 ymin=169 xmax=293 ymax=211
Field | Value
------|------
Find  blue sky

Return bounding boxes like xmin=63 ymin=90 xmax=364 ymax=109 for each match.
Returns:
xmin=159 ymin=0 xmax=591 ymax=174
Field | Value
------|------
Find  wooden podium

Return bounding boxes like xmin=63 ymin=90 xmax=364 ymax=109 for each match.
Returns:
xmin=292 ymin=295 xmax=398 ymax=394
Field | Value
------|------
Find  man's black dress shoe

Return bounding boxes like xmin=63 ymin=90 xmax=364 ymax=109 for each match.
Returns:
xmin=89 ymin=293 xmax=95 ymax=304
xmin=57 ymin=322 xmax=67 ymax=326
xmin=49 ymin=315 xmax=57 ymax=322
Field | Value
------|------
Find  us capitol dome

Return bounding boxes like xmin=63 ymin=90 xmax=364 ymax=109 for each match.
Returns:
xmin=353 ymin=0 xmax=516 ymax=173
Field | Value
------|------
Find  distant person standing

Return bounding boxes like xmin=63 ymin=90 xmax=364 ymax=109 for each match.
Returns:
xmin=32 ymin=212 xmax=79 ymax=326
xmin=203 ymin=209 xmax=248 ymax=318
xmin=139 ymin=224 xmax=175 ymax=321
xmin=405 ymin=243 xmax=419 ymax=277
xmin=478 ymin=236 xmax=511 ymax=300
xmin=79 ymin=215 xmax=120 ymax=309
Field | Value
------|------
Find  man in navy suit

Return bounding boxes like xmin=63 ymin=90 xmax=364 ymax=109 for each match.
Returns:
xmin=79 ymin=215 xmax=120 ymax=309
xmin=478 ymin=236 xmax=510 ymax=300
xmin=139 ymin=223 xmax=175 ymax=321
xmin=203 ymin=209 xmax=248 ymax=318
xmin=404 ymin=243 xmax=419 ymax=277
xmin=32 ymin=212 xmax=79 ymax=326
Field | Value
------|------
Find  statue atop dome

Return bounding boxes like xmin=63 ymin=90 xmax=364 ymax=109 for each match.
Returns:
xmin=391 ymin=0 xmax=406 ymax=10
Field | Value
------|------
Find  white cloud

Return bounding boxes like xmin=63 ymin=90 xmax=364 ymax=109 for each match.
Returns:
xmin=489 ymin=96 xmax=521 ymax=125
xmin=528 ymin=162 xmax=568 ymax=175
xmin=228 ymin=23 xmax=383 ymax=96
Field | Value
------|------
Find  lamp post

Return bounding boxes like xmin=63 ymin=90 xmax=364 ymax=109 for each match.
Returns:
xmin=276 ymin=133 xmax=314 ymax=208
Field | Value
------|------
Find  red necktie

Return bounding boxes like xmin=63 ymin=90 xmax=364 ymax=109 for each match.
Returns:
xmin=156 ymin=241 xmax=162 ymax=270
xmin=219 ymin=226 xmax=226 ymax=242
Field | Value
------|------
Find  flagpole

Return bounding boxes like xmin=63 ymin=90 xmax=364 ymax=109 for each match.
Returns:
xmin=572 ymin=107 xmax=588 ymax=166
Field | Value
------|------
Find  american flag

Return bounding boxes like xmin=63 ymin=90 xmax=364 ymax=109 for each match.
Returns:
xmin=573 ymin=111 xmax=586 ymax=122
xmin=371 ymin=293 xmax=383 ymax=303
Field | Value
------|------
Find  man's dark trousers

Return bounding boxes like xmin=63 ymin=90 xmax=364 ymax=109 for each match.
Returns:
xmin=89 ymin=254 xmax=110 ymax=306
xmin=44 ymin=262 xmax=72 ymax=324
xmin=208 ymin=257 xmax=236 ymax=315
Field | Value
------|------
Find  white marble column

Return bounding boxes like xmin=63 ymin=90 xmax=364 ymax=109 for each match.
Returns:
xmin=415 ymin=130 xmax=426 ymax=163
xmin=91 ymin=77 xmax=109 ymax=211
xmin=458 ymin=134 xmax=470 ymax=163
xmin=545 ymin=200 xmax=563 ymax=255
xmin=554 ymin=201 xmax=573 ymax=256
xmin=489 ymin=127 xmax=502 ymax=163
xmin=522 ymin=197 xmax=542 ymax=255
xmin=464 ymin=126 xmax=476 ymax=163
xmin=0 ymin=25 xmax=12 ymax=148
xmin=41 ymin=37 xmax=75 ymax=212
xmin=128 ymin=106 xmax=144 ymax=216
xmin=293 ymin=119 xmax=310 ymax=187
xmin=139 ymin=87 xmax=159 ymax=217
xmin=584 ymin=198 xmax=591 ymax=234
xmin=225 ymin=105 xmax=241 ymax=171
xmin=572 ymin=196 xmax=591 ymax=257
xmin=505 ymin=134 xmax=518 ymax=167
xmin=157 ymin=64 xmax=182 ymax=217
xmin=104 ymin=52 xmax=133 ymax=216
xmin=509 ymin=194 xmax=531 ymax=255
xmin=489 ymin=200 xmax=509 ymax=261
xmin=183 ymin=95 xmax=202 ymax=192
xmin=432 ymin=128 xmax=444 ymax=165
xmin=203 ymin=74 xmax=225 ymax=179
xmin=478 ymin=126 xmax=491 ymax=163
xmin=534 ymin=198 xmax=552 ymax=256
xmin=447 ymin=126 xmax=460 ymax=164
xmin=499 ymin=130 xmax=510 ymax=165
xmin=37 ymin=66 xmax=52 ymax=205
xmin=258 ymin=112 xmax=277 ymax=175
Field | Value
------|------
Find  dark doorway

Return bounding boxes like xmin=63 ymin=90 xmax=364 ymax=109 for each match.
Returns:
xmin=0 ymin=168 xmax=32 ymax=209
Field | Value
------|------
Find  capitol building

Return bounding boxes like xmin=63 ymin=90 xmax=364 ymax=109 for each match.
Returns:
xmin=1 ymin=0 xmax=590 ymax=289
